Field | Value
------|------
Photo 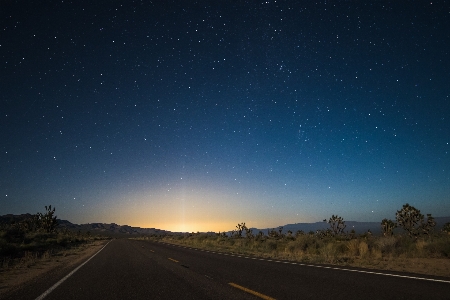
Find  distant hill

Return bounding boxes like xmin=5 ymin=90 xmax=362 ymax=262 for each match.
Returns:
xmin=252 ymin=216 xmax=450 ymax=236
xmin=250 ymin=221 xmax=380 ymax=235
xmin=1 ymin=214 xmax=449 ymax=236
xmin=0 ymin=214 xmax=174 ymax=236
xmin=57 ymin=219 xmax=174 ymax=236
xmin=0 ymin=213 xmax=35 ymax=224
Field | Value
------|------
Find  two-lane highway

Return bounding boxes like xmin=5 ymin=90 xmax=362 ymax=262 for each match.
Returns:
xmin=5 ymin=239 xmax=450 ymax=299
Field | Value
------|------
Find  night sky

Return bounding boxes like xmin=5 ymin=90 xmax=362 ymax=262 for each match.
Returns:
xmin=2 ymin=1 xmax=449 ymax=232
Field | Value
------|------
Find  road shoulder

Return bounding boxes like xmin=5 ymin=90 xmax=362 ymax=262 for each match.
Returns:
xmin=0 ymin=239 xmax=109 ymax=299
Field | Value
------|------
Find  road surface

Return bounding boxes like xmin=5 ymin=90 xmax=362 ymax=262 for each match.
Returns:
xmin=5 ymin=239 xmax=450 ymax=299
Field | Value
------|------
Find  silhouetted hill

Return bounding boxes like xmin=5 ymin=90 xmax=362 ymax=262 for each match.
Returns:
xmin=252 ymin=216 xmax=450 ymax=236
xmin=0 ymin=214 xmax=174 ymax=236
xmin=2 ymin=214 xmax=449 ymax=236
xmin=57 ymin=221 xmax=175 ymax=236
xmin=0 ymin=213 xmax=35 ymax=224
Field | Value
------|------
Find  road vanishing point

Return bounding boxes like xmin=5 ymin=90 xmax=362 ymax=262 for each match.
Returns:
xmin=4 ymin=239 xmax=450 ymax=300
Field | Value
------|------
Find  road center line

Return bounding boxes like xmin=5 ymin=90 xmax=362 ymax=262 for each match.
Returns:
xmin=229 ymin=282 xmax=276 ymax=300
xmin=35 ymin=240 xmax=112 ymax=300
xmin=168 ymin=257 xmax=179 ymax=263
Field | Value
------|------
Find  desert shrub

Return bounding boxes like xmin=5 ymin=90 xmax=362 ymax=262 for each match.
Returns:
xmin=193 ymin=233 xmax=209 ymax=242
xmin=226 ymin=238 xmax=235 ymax=246
xmin=376 ymin=236 xmax=397 ymax=254
xmin=347 ymin=239 xmax=360 ymax=256
xmin=439 ymin=241 xmax=450 ymax=257
xmin=2 ymin=227 xmax=25 ymax=243
xmin=43 ymin=237 xmax=58 ymax=245
xmin=247 ymin=239 xmax=264 ymax=253
xmin=57 ymin=235 xmax=72 ymax=247
xmin=306 ymin=238 xmax=325 ymax=256
xmin=294 ymin=235 xmax=319 ymax=252
xmin=415 ymin=239 xmax=427 ymax=255
xmin=320 ymin=243 xmax=338 ymax=263
xmin=334 ymin=241 xmax=348 ymax=255
xmin=423 ymin=236 xmax=450 ymax=258
xmin=359 ymin=241 xmax=369 ymax=258
xmin=394 ymin=236 xmax=416 ymax=257
xmin=20 ymin=241 xmax=40 ymax=252
xmin=265 ymin=240 xmax=277 ymax=251
xmin=216 ymin=237 xmax=228 ymax=245
xmin=442 ymin=222 xmax=450 ymax=234
xmin=20 ymin=251 xmax=38 ymax=268
xmin=285 ymin=241 xmax=297 ymax=254
xmin=371 ymin=248 xmax=383 ymax=259
xmin=0 ymin=239 xmax=17 ymax=257
xmin=41 ymin=249 xmax=53 ymax=260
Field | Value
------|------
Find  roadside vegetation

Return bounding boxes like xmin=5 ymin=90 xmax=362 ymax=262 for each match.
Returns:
xmin=142 ymin=203 xmax=450 ymax=277
xmin=0 ymin=205 xmax=108 ymax=271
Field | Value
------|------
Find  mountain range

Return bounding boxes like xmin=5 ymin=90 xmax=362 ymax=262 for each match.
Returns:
xmin=1 ymin=214 xmax=449 ymax=236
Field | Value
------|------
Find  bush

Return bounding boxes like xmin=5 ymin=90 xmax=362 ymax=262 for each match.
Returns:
xmin=320 ymin=243 xmax=337 ymax=263
xmin=347 ymin=239 xmax=360 ymax=256
xmin=358 ymin=241 xmax=369 ymax=258
xmin=295 ymin=235 xmax=317 ymax=252
xmin=265 ymin=240 xmax=277 ymax=251
xmin=424 ymin=236 xmax=450 ymax=258
xmin=0 ymin=238 xmax=17 ymax=257
xmin=376 ymin=236 xmax=397 ymax=254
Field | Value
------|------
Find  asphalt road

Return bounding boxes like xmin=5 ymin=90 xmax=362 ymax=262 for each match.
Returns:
xmin=5 ymin=239 xmax=450 ymax=300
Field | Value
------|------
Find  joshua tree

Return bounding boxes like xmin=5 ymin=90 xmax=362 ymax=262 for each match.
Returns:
xmin=277 ymin=226 xmax=283 ymax=235
xmin=37 ymin=205 xmax=58 ymax=233
xmin=395 ymin=203 xmax=435 ymax=238
xmin=442 ymin=222 xmax=450 ymax=234
xmin=381 ymin=219 xmax=397 ymax=236
xmin=278 ymin=226 xmax=284 ymax=238
xmin=244 ymin=225 xmax=254 ymax=239
xmin=325 ymin=215 xmax=346 ymax=236
xmin=233 ymin=222 xmax=246 ymax=238
xmin=420 ymin=214 xmax=436 ymax=235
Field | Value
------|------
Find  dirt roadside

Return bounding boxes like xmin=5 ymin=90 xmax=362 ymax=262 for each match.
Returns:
xmin=0 ymin=239 xmax=110 ymax=298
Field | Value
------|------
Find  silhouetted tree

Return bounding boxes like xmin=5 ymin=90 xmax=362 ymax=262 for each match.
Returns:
xmin=37 ymin=205 xmax=58 ymax=233
xmin=442 ymin=222 xmax=450 ymax=234
xmin=325 ymin=215 xmax=346 ymax=236
xmin=381 ymin=219 xmax=396 ymax=236
xmin=395 ymin=203 xmax=435 ymax=238
xmin=233 ymin=222 xmax=246 ymax=238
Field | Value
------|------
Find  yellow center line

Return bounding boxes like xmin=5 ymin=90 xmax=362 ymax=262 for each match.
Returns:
xmin=150 ymin=250 xmax=154 ymax=252
xmin=168 ymin=257 xmax=179 ymax=263
xmin=228 ymin=282 xmax=276 ymax=300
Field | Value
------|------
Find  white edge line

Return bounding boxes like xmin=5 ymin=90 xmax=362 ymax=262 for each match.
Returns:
xmin=160 ymin=242 xmax=450 ymax=284
xmin=35 ymin=240 xmax=112 ymax=300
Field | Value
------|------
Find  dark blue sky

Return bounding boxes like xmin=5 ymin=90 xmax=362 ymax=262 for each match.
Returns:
xmin=2 ymin=1 xmax=449 ymax=232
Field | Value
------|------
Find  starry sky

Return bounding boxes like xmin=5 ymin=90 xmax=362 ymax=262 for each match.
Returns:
xmin=2 ymin=1 xmax=449 ymax=233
